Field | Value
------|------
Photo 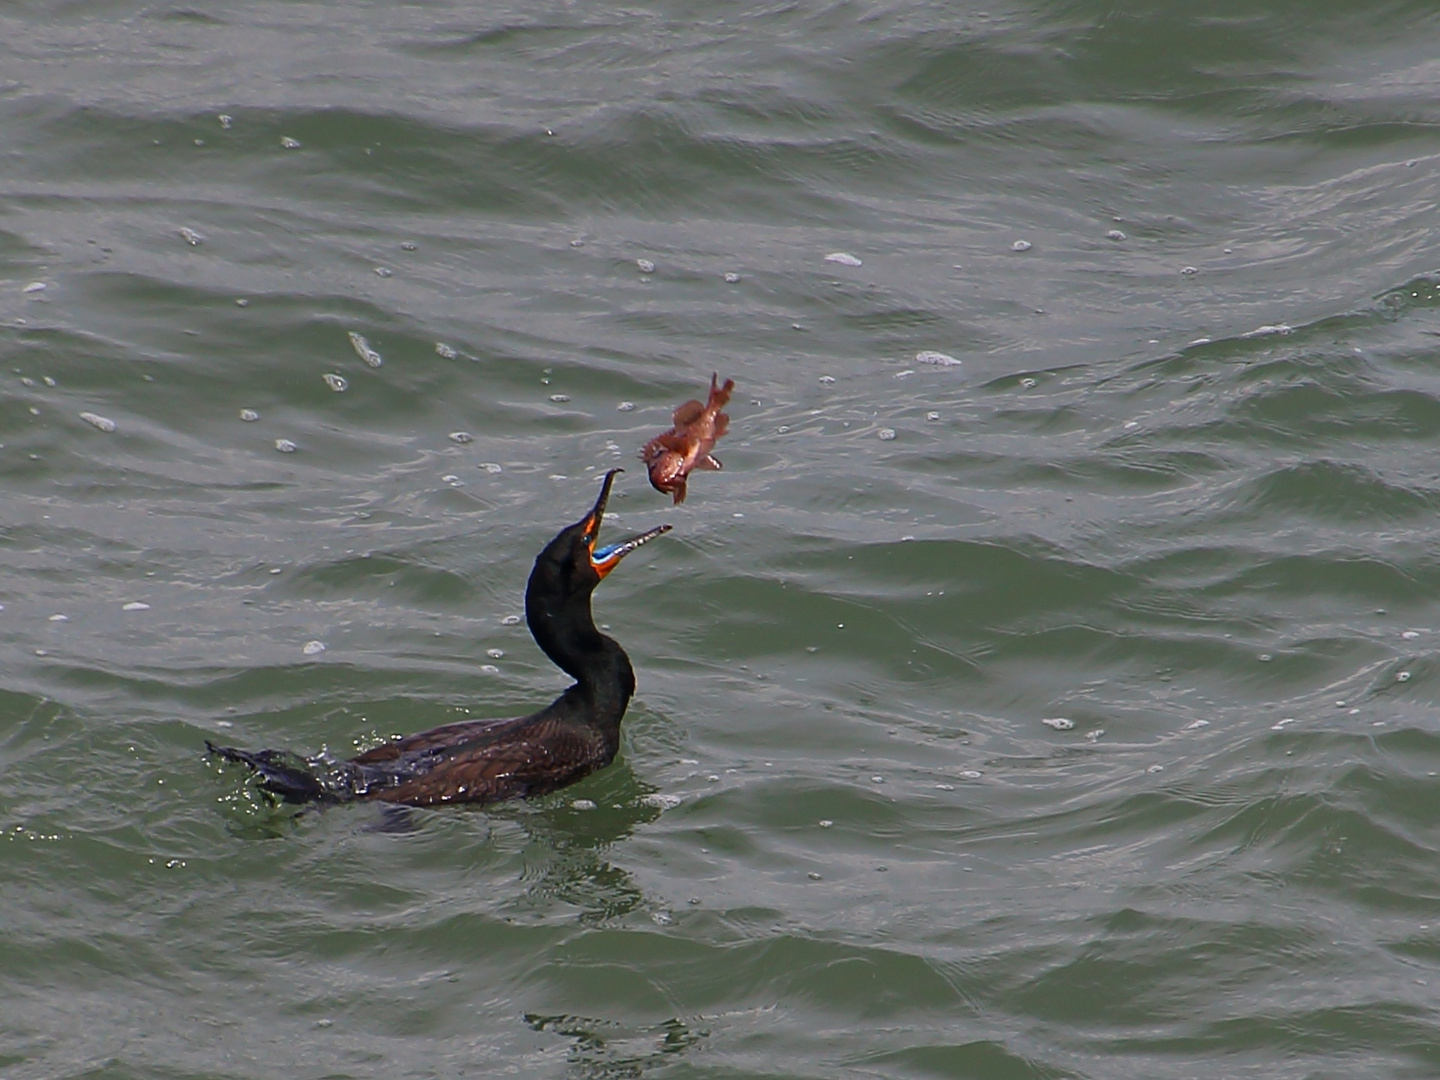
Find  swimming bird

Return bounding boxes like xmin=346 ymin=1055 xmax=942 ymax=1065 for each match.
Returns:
xmin=208 ymin=469 xmax=670 ymax=808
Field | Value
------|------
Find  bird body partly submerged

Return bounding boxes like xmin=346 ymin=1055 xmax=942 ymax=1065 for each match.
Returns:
xmin=209 ymin=470 xmax=669 ymax=808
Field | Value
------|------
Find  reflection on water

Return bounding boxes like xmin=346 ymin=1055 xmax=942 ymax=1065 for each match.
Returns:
xmin=527 ymin=1012 xmax=708 ymax=1080
xmin=215 ymin=748 xmax=667 ymax=920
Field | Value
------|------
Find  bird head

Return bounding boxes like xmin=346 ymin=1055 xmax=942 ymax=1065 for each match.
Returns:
xmin=531 ymin=469 xmax=671 ymax=601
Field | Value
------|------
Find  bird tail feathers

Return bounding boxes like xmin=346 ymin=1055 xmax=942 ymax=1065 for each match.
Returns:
xmin=206 ymin=740 xmax=331 ymax=804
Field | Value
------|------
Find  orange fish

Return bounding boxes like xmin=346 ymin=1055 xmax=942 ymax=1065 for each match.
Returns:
xmin=640 ymin=373 xmax=735 ymax=504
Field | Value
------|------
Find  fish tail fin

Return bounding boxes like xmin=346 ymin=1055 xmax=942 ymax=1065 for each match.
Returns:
xmin=206 ymin=740 xmax=332 ymax=804
xmin=708 ymin=374 xmax=735 ymax=409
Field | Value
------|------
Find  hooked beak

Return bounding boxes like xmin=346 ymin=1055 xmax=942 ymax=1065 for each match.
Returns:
xmin=581 ymin=468 xmax=672 ymax=579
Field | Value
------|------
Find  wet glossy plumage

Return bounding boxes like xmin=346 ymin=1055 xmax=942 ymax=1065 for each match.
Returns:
xmin=208 ymin=470 xmax=669 ymax=808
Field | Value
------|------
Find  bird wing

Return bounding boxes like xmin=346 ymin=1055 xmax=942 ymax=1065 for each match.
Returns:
xmin=372 ymin=720 xmax=600 ymax=807
xmin=351 ymin=716 xmax=517 ymax=764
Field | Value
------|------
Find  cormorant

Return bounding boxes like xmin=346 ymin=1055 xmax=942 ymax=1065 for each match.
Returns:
xmin=208 ymin=469 xmax=669 ymax=807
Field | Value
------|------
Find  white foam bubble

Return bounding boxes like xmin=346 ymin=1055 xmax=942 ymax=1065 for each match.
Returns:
xmin=302 ymin=640 xmax=325 ymax=655
xmin=274 ymin=438 xmax=298 ymax=453
xmin=824 ymin=252 xmax=862 ymax=267
xmin=80 ymin=412 xmax=116 ymax=433
xmin=1042 ymin=717 xmax=1075 ymax=730
xmin=323 ymin=373 xmax=348 ymax=392
xmin=347 ymin=331 xmax=383 ymax=368
xmin=915 ymin=350 xmax=961 ymax=367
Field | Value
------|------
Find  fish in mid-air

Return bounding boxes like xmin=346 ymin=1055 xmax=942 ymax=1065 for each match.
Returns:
xmin=639 ymin=373 xmax=734 ymax=504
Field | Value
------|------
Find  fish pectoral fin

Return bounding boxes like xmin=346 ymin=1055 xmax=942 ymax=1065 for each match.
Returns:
xmin=697 ymin=455 xmax=722 ymax=470
xmin=642 ymin=434 xmax=688 ymax=463
xmin=671 ymin=399 xmax=705 ymax=426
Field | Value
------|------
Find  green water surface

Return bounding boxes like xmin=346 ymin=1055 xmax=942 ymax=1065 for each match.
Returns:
xmin=4 ymin=2 xmax=1440 ymax=1077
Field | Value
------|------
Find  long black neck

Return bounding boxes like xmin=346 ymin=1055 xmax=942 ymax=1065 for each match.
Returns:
xmin=524 ymin=573 xmax=636 ymax=731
